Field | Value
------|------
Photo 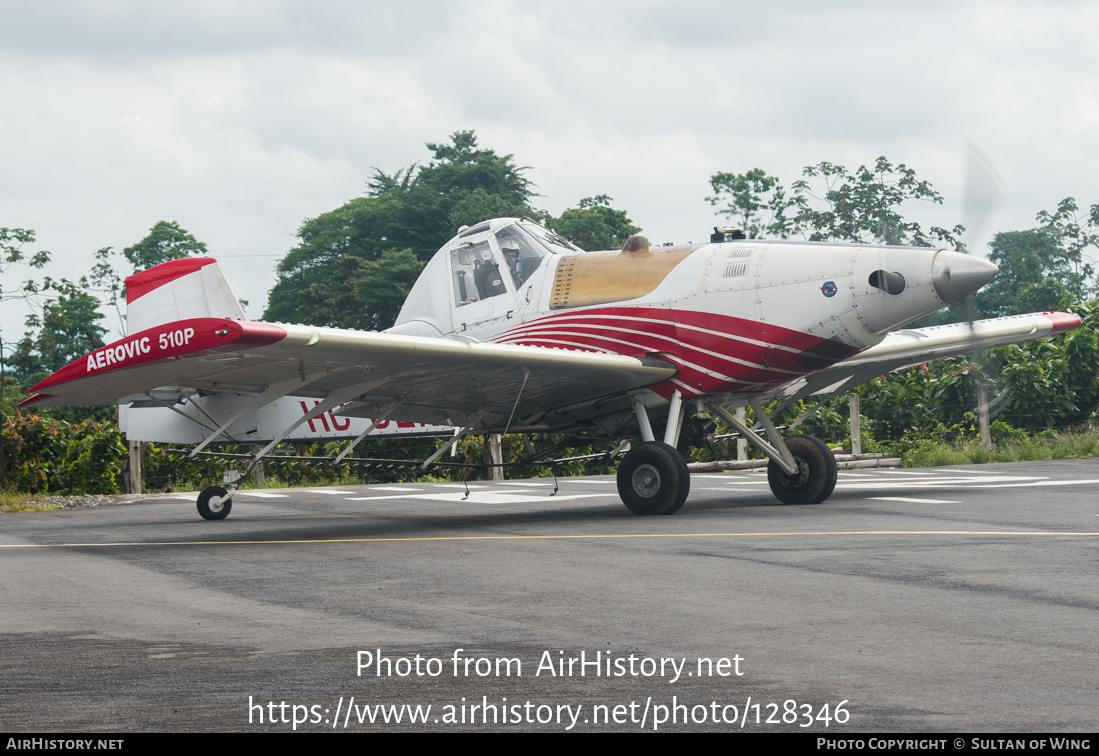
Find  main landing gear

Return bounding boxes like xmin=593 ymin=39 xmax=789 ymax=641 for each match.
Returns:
xmin=765 ymin=434 xmax=838 ymax=505
xmin=617 ymin=441 xmax=690 ymax=515
xmin=618 ymin=394 xmax=839 ymax=515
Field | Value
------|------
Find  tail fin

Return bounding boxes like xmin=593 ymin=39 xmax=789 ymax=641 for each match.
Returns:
xmin=125 ymin=257 xmax=246 ymax=334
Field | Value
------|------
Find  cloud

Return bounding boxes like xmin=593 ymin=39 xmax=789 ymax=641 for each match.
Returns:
xmin=1 ymin=0 xmax=1097 ymax=340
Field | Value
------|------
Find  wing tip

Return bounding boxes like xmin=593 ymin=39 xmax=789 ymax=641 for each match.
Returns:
xmin=1042 ymin=311 xmax=1083 ymax=336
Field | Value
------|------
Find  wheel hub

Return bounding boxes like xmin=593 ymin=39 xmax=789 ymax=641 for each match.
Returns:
xmin=779 ymin=457 xmax=810 ymax=488
xmin=631 ymin=464 xmax=662 ymax=499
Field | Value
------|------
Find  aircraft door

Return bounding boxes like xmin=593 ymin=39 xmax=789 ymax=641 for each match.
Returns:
xmin=448 ymin=234 xmax=517 ymax=331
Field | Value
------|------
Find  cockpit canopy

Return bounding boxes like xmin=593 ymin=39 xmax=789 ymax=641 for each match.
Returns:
xmin=391 ymin=218 xmax=582 ymax=336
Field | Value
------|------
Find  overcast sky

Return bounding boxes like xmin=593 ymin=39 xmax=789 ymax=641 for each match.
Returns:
xmin=2 ymin=0 xmax=1097 ymax=341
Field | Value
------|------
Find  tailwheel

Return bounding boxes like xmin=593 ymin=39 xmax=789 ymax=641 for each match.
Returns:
xmin=617 ymin=441 xmax=691 ymax=516
xmin=767 ymin=434 xmax=838 ymax=505
xmin=197 ymin=485 xmax=233 ymax=520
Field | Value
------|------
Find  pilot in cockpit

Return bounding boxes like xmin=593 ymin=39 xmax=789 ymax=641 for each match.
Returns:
xmin=500 ymin=239 xmax=522 ymax=286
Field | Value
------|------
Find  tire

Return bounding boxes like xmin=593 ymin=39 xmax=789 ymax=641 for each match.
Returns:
xmin=197 ymin=486 xmax=232 ymax=520
xmin=617 ymin=441 xmax=689 ymax=516
xmin=661 ymin=447 xmax=691 ymax=515
xmin=807 ymin=435 xmax=839 ymax=503
xmin=767 ymin=435 xmax=834 ymax=505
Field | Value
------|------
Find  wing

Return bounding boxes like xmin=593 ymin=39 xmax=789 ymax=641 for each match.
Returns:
xmin=22 ymin=317 xmax=678 ymax=432
xmin=771 ymin=311 xmax=1081 ymax=403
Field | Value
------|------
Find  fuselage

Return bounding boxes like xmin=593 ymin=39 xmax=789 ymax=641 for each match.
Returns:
xmin=391 ymin=218 xmax=996 ymax=403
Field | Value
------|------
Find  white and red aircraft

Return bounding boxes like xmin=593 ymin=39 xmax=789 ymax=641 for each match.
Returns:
xmin=22 ymin=218 xmax=1080 ymax=519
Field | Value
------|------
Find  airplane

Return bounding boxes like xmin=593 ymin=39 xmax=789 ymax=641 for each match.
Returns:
xmin=21 ymin=217 xmax=1081 ymax=520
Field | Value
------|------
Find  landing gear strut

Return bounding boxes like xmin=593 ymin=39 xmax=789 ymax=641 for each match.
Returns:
xmin=616 ymin=441 xmax=690 ymax=515
xmin=707 ymin=398 xmax=839 ymax=506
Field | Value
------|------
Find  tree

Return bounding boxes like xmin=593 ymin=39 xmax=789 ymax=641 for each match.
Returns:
xmin=121 ymin=220 xmax=208 ymax=271
xmin=8 ymin=281 xmax=107 ymax=382
xmin=85 ymin=222 xmax=210 ymax=332
xmin=975 ymin=231 xmax=1077 ymax=317
xmin=707 ymin=169 xmax=792 ymax=239
xmin=265 ymin=131 xmax=538 ymax=330
xmin=707 ymin=157 xmax=963 ymax=247
xmin=974 ymin=198 xmax=1098 ymax=318
xmin=549 ymin=195 xmax=640 ymax=250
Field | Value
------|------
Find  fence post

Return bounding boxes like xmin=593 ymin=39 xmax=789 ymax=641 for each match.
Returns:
xmin=127 ymin=441 xmax=144 ymax=494
xmin=251 ymin=444 xmax=266 ymax=487
xmin=485 ymin=434 xmax=503 ymax=480
xmin=849 ymin=393 xmax=861 ymax=456
xmin=977 ymin=383 xmax=992 ymax=449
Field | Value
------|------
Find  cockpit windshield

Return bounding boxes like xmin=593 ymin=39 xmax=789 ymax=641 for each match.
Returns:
xmin=494 ymin=222 xmax=580 ymax=288
xmin=518 ymin=222 xmax=584 ymax=254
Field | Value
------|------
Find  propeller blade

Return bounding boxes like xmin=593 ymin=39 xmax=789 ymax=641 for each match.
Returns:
xmin=961 ymin=141 xmax=1006 ymax=253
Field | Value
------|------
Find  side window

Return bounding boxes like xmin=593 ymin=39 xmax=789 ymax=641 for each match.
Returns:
xmin=452 ymin=242 xmax=507 ymax=306
xmin=495 ymin=225 xmax=547 ymax=287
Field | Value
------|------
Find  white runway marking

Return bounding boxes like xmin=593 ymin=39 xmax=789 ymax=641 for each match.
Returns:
xmin=966 ymin=479 xmax=1099 ymax=489
xmin=234 ymin=491 xmax=288 ymax=498
xmin=303 ymin=489 xmax=358 ymax=495
xmin=839 ymin=475 xmax=1044 ymax=488
xmin=371 ymin=486 xmax=421 ymax=492
xmin=345 ymin=492 xmax=616 ymax=504
xmin=870 ymin=497 xmax=960 ymax=504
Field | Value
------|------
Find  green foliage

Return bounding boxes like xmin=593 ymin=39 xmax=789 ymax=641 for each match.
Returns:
xmin=707 ymin=169 xmax=792 ymax=239
xmin=1 ymin=414 xmax=125 ymax=494
xmin=8 ymin=282 xmax=106 ymax=380
xmin=267 ymin=247 xmax=425 ymax=331
xmin=265 ymin=131 xmax=537 ymax=330
xmin=977 ymin=230 xmax=1081 ymax=316
xmin=975 ymin=200 xmax=1099 ymax=317
xmin=549 ymin=195 xmax=640 ymax=251
xmin=1 ymin=228 xmax=52 ymax=304
xmin=790 ymin=157 xmax=963 ymax=246
xmin=708 ymin=157 xmax=963 ymax=246
xmin=122 ymin=220 xmax=208 ymax=271
xmin=901 ymin=426 xmax=1099 ymax=469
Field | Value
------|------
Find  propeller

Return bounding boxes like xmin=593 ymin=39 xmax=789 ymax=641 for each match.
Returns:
xmin=957 ymin=141 xmax=1006 ymax=325
xmin=957 ymin=142 xmax=1007 ymax=446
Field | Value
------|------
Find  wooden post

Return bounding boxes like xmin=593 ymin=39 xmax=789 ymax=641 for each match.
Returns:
xmin=977 ymin=382 xmax=992 ymax=449
xmin=849 ymin=393 xmax=861 ymax=456
xmin=127 ymin=441 xmax=144 ymax=494
xmin=485 ymin=434 xmax=504 ymax=480
xmin=735 ymin=406 xmax=747 ymax=461
xmin=251 ymin=444 xmax=265 ymax=488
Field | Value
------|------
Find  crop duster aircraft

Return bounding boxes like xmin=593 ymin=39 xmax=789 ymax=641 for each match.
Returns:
xmin=22 ymin=218 xmax=1080 ymax=519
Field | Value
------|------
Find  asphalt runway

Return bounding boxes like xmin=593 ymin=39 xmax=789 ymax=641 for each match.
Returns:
xmin=2 ymin=459 xmax=1097 ymax=733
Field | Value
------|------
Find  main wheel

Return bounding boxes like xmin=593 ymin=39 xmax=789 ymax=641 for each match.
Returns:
xmin=767 ymin=434 xmax=837 ymax=505
xmin=662 ymin=446 xmax=691 ymax=515
xmin=809 ymin=435 xmax=839 ymax=503
xmin=197 ymin=486 xmax=232 ymax=520
xmin=617 ymin=441 xmax=690 ymax=516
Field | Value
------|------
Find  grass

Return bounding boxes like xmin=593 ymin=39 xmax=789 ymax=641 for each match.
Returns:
xmin=902 ymin=427 xmax=1099 ymax=468
xmin=0 ymin=491 xmax=61 ymax=513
